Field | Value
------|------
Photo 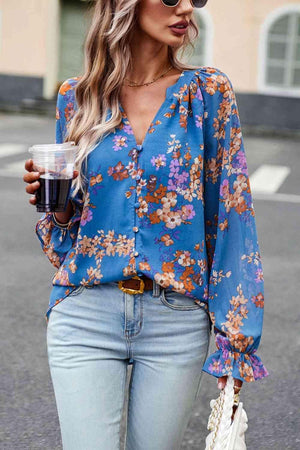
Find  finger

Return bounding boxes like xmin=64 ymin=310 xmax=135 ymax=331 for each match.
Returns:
xmin=73 ymin=170 xmax=79 ymax=179
xmin=26 ymin=181 xmax=40 ymax=194
xmin=217 ymin=376 xmax=227 ymax=390
xmin=29 ymin=196 xmax=37 ymax=205
xmin=24 ymin=159 xmax=46 ymax=174
xmin=233 ymin=378 xmax=243 ymax=393
xmin=24 ymin=159 xmax=34 ymax=172
xmin=23 ymin=171 xmax=40 ymax=183
xmin=233 ymin=378 xmax=243 ymax=389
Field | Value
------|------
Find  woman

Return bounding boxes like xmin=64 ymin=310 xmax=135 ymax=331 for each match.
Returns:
xmin=23 ymin=0 xmax=269 ymax=449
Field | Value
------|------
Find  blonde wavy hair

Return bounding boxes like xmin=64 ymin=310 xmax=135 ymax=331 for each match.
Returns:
xmin=67 ymin=0 xmax=203 ymax=196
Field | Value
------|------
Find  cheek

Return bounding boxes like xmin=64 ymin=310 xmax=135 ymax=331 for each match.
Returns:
xmin=138 ymin=0 xmax=169 ymax=35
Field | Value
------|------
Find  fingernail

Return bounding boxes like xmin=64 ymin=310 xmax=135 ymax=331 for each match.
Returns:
xmin=218 ymin=381 xmax=222 ymax=389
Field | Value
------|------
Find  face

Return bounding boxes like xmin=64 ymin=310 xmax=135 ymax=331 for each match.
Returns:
xmin=136 ymin=0 xmax=194 ymax=48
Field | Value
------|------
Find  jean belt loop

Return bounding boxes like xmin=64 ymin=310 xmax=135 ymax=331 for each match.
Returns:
xmin=152 ymin=280 xmax=161 ymax=297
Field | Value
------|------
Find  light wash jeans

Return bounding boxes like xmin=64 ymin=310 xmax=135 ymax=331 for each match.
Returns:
xmin=47 ymin=280 xmax=211 ymax=450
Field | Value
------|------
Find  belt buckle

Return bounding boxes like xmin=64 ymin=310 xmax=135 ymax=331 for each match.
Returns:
xmin=118 ymin=275 xmax=145 ymax=295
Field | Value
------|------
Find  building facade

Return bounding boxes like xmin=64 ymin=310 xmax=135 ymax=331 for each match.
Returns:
xmin=0 ymin=0 xmax=299 ymax=131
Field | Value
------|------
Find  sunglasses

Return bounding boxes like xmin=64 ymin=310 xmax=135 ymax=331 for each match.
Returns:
xmin=161 ymin=0 xmax=207 ymax=7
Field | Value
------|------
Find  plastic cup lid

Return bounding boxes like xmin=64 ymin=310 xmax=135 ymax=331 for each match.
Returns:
xmin=29 ymin=142 xmax=78 ymax=153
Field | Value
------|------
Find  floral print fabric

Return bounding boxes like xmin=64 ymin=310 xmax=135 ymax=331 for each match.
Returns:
xmin=36 ymin=66 xmax=269 ymax=383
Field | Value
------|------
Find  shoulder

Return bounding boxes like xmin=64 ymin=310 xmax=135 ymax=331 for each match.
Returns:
xmin=188 ymin=66 xmax=234 ymax=97
xmin=56 ymin=77 xmax=80 ymax=116
xmin=58 ymin=77 xmax=81 ymax=97
xmin=55 ymin=77 xmax=80 ymax=125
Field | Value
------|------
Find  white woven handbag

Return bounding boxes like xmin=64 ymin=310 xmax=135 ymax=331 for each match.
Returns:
xmin=205 ymin=375 xmax=248 ymax=450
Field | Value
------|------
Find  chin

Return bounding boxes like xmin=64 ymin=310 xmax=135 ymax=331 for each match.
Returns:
xmin=158 ymin=35 xmax=183 ymax=48
xmin=168 ymin=39 xmax=184 ymax=49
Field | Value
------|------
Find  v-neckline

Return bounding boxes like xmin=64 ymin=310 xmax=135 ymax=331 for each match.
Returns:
xmin=119 ymin=69 xmax=189 ymax=148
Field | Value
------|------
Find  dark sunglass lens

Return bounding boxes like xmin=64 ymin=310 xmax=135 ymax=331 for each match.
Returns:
xmin=162 ymin=0 xmax=179 ymax=5
xmin=192 ymin=0 xmax=208 ymax=7
xmin=162 ymin=0 xmax=207 ymax=7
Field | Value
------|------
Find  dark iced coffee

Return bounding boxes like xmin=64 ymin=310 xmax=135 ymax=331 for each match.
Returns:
xmin=36 ymin=173 xmax=73 ymax=212
xmin=28 ymin=142 xmax=77 ymax=213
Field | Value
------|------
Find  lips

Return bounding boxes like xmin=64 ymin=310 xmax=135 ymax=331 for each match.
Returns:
xmin=170 ymin=20 xmax=189 ymax=27
xmin=169 ymin=26 xmax=189 ymax=36
xmin=169 ymin=20 xmax=189 ymax=35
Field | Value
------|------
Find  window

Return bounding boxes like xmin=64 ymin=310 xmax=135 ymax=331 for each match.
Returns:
xmin=266 ymin=13 xmax=300 ymax=87
xmin=259 ymin=6 xmax=300 ymax=96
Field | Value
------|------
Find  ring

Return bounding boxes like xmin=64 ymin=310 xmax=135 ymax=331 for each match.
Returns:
xmin=233 ymin=393 xmax=240 ymax=405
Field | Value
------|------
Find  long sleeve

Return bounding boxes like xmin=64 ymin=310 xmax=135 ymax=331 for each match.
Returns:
xmin=35 ymin=79 xmax=83 ymax=269
xmin=198 ymin=68 xmax=269 ymax=382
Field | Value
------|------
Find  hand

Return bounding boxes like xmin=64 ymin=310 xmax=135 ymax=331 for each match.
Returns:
xmin=217 ymin=376 xmax=243 ymax=422
xmin=217 ymin=375 xmax=243 ymax=393
xmin=23 ymin=159 xmax=42 ymax=206
xmin=23 ymin=159 xmax=79 ymax=207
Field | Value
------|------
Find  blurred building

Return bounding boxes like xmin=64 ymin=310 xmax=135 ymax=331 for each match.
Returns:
xmin=0 ymin=0 xmax=299 ymax=132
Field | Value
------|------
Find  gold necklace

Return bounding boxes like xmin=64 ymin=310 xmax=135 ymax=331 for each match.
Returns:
xmin=124 ymin=65 xmax=174 ymax=87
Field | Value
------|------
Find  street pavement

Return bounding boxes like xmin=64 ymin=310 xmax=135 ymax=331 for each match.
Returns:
xmin=0 ymin=112 xmax=299 ymax=449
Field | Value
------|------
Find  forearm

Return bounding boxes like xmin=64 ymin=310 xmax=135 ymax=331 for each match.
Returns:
xmin=53 ymin=200 xmax=74 ymax=225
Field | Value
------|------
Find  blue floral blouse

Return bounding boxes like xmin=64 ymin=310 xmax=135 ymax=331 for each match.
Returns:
xmin=36 ymin=66 xmax=269 ymax=383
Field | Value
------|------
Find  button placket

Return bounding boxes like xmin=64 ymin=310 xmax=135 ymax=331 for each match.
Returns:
xmin=132 ymin=145 xmax=143 ymax=263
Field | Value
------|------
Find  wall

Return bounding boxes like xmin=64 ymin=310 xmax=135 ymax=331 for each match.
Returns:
xmin=206 ymin=0 xmax=297 ymax=93
xmin=0 ymin=0 xmax=47 ymax=76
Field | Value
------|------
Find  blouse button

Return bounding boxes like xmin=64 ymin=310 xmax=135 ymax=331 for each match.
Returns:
xmin=134 ymin=251 xmax=139 ymax=257
xmin=134 ymin=202 xmax=140 ymax=208
xmin=135 ymin=175 xmax=141 ymax=181
xmin=133 ymin=226 xmax=139 ymax=233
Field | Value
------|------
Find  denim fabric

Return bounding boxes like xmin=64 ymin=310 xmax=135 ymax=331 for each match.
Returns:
xmin=47 ymin=281 xmax=211 ymax=450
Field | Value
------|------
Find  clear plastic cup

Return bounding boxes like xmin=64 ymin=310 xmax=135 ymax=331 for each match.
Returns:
xmin=28 ymin=142 xmax=78 ymax=212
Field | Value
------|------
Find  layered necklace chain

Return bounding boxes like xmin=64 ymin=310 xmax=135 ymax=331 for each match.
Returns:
xmin=124 ymin=65 xmax=174 ymax=87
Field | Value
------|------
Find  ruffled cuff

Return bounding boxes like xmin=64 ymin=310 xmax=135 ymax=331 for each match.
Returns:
xmin=202 ymin=333 xmax=269 ymax=383
xmin=35 ymin=202 xmax=81 ymax=268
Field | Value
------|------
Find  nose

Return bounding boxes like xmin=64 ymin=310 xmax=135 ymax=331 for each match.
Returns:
xmin=177 ymin=0 xmax=194 ymax=11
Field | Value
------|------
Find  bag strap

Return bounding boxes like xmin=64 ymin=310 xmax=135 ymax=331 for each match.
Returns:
xmin=214 ymin=375 xmax=235 ymax=449
xmin=207 ymin=375 xmax=236 ymax=450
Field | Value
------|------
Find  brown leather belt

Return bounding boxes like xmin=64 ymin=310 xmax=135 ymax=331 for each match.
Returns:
xmin=118 ymin=275 xmax=153 ymax=295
